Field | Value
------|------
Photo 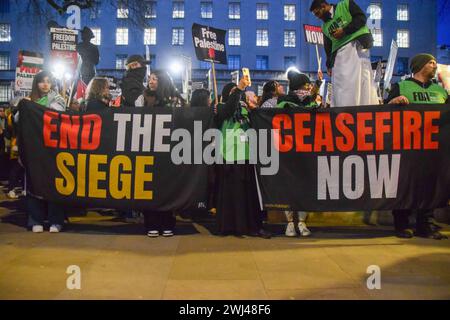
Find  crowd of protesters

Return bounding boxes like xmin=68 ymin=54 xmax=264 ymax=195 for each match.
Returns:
xmin=0 ymin=0 xmax=448 ymax=241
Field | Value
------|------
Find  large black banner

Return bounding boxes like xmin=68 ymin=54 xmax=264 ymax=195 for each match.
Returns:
xmin=18 ymin=100 xmax=215 ymax=211
xmin=18 ymin=101 xmax=450 ymax=212
xmin=251 ymin=104 xmax=450 ymax=211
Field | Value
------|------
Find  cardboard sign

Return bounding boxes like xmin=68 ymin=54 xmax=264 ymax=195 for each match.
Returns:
xmin=303 ymin=24 xmax=324 ymax=46
xmin=383 ymin=40 xmax=398 ymax=92
xmin=50 ymin=27 xmax=79 ymax=73
xmin=437 ymin=64 xmax=450 ymax=94
xmin=192 ymin=23 xmax=227 ymax=65
xmin=15 ymin=50 xmax=44 ymax=92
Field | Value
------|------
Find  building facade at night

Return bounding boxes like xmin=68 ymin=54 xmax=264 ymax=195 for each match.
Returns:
xmin=0 ymin=0 xmax=439 ymax=102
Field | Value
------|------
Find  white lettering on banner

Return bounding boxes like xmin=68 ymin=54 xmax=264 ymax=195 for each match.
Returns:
xmin=131 ymin=114 xmax=153 ymax=152
xmin=113 ymin=114 xmax=172 ymax=153
xmin=317 ymin=155 xmax=401 ymax=200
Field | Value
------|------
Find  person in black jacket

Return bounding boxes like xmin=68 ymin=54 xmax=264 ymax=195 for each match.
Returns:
xmin=85 ymin=77 xmax=111 ymax=111
xmin=310 ymin=0 xmax=379 ymax=107
xmin=76 ymin=27 xmax=99 ymax=85
xmin=214 ymin=78 xmax=271 ymax=239
xmin=120 ymin=55 xmax=150 ymax=107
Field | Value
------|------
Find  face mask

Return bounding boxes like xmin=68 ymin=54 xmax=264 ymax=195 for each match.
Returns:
xmin=131 ymin=67 xmax=147 ymax=80
xmin=322 ymin=11 xmax=332 ymax=22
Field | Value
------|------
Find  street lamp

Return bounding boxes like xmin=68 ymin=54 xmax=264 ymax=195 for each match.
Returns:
xmin=285 ymin=66 xmax=301 ymax=77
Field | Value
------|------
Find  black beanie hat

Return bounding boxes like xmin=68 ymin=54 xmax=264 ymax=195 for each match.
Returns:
xmin=410 ymin=53 xmax=436 ymax=74
xmin=288 ymin=71 xmax=311 ymax=91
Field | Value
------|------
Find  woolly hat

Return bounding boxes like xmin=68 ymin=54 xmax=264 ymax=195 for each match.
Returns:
xmin=410 ymin=53 xmax=436 ymax=74
xmin=288 ymin=71 xmax=311 ymax=91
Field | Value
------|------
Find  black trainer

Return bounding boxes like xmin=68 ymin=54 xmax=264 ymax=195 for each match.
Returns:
xmin=395 ymin=229 xmax=414 ymax=239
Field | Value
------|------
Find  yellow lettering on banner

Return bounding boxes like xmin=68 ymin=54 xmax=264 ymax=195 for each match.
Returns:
xmin=89 ymin=154 xmax=107 ymax=198
xmin=110 ymin=155 xmax=132 ymax=199
xmin=77 ymin=154 xmax=87 ymax=197
xmin=55 ymin=152 xmax=75 ymax=195
xmin=134 ymin=156 xmax=154 ymax=200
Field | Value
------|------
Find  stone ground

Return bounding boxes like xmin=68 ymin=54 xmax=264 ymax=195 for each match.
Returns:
xmin=0 ymin=191 xmax=449 ymax=300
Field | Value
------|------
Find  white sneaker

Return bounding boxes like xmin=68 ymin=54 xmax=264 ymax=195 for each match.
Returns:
xmin=7 ymin=190 xmax=19 ymax=199
xmin=298 ymin=222 xmax=311 ymax=237
xmin=32 ymin=225 xmax=44 ymax=233
xmin=49 ymin=224 xmax=62 ymax=233
xmin=147 ymin=230 xmax=159 ymax=237
xmin=285 ymin=222 xmax=297 ymax=237
xmin=162 ymin=230 xmax=174 ymax=237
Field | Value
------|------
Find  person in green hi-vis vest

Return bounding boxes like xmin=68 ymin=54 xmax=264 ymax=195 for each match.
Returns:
xmin=309 ymin=0 xmax=379 ymax=107
xmin=214 ymin=77 xmax=272 ymax=239
xmin=387 ymin=53 xmax=449 ymax=240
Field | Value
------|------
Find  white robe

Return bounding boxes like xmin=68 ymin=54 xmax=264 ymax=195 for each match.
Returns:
xmin=331 ymin=41 xmax=380 ymax=107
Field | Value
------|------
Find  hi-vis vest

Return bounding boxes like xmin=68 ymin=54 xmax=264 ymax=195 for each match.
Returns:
xmin=322 ymin=0 xmax=371 ymax=53
xmin=219 ymin=106 xmax=250 ymax=162
xmin=277 ymin=101 xmax=319 ymax=109
xmin=398 ymin=80 xmax=448 ymax=104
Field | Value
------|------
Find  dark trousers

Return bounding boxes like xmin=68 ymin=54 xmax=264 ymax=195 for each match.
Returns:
xmin=26 ymin=195 xmax=65 ymax=227
xmin=8 ymin=159 xmax=24 ymax=191
xmin=392 ymin=209 xmax=434 ymax=231
xmin=143 ymin=211 xmax=176 ymax=232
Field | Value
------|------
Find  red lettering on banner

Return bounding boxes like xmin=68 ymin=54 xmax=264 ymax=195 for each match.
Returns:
xmin=335 ymin=113 xmax=355 ymax=152
xmin=43 ymin=111 xmax=59 ymax=148
xmin=273 ymin=114 xmax=293 ymax=152
xmin=357 ymin=113 xmax=373 ymax=151
xmin=392 ymin=111 xmax=401 ymax=150
xmin=59 ymin=114 xmax=80 ymax=149
xmin=423 ymin=111 xmax=440 ymax=150
xmin=375 ymin=112 xmax=391 ymax=151
xmin=403 ymin=111 xmax=422 ymax=150
xmin=294 ymin=113 xmax=312 ymax=152
xmin=81 ymin=114 xmax=102 ymax=150
xmin=314 ymin=113 xmax=334 ymax=152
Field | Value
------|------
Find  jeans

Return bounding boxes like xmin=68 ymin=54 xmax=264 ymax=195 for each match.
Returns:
xmin=27 ymin=195 xmax=65 ymax=227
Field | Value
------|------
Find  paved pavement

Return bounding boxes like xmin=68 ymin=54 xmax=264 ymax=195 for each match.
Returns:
xmin=0 ymin=195 xmax=449 ymax=300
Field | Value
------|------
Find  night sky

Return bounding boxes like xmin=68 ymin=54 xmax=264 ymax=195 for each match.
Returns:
xmin=438 ymin=0 xmax=450 ymax=45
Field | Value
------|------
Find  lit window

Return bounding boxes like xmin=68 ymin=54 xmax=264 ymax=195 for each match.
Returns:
xmin=256 ymin=55 xmax=268 ymax=70
xmin=228 ymin=55 xmax=241 ymax=70
xmin=201 ymin=2 xmax=213 ymax=19
xmin=145 ymin=1 xmax=157 ymax=18
xmin=117 ymin=0 xmax=128 ymax=18
xmin=284 ymin=5 xmax=295 ymax=21
xmin=228 ymin=29 xmax=241 ymax=46
xmin=256 ymin=29 xmax=269 ymax=47
xmin=116 ymin=28 xmax=128 ymax=45
xmin=256 ymin=3 xmax=268 ymax=20
xmin=284 ymin=30 xmax=296 ymax=48
xmin=372 ymin=29 xmax=383 ymax=47
xmin=367 ymin=3 xmax=382 ymax=20
xmin=229 ymin=2 xmax=240 ymax=19
xmin=0 ymin=83 xmax=12 ymax=102
xmin=397 ymin=29 xmax=409 ymax=48
xmin=90 ymin=28 xmax=101 ymax=45
xmin=173 ymin=1 xmax=184 ymax=19
xmin=172 ymin=28 xmax=184 ymax=45
xmin=0 ymin=23 xmax=11 ymax=42
xmin=0 ymin=52 xmax=10 ymax=70
xmin=144 ymin=28 xmax=156 ymax=45
xmin=116 ymin=54 xmax=127 ymax=70
xmin=397 ymin=4 xmax=409 ymax=21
